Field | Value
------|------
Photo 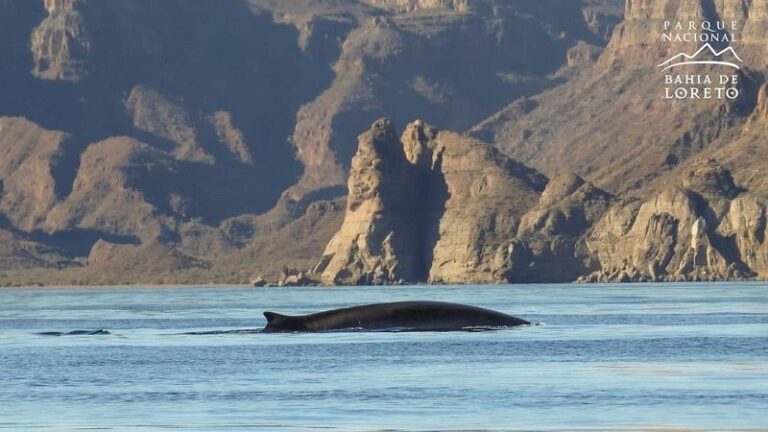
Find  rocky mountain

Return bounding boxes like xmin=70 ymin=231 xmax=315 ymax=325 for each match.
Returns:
xmin=315 ymin=118 xmax=547 ymax=285
xmin=310 ymin=119 xmax=766 ymax=285
xmin=583 ymin=159 xmax=758 ymax=282
xmin=3 ymin=0 xmax=767 ymax=286
xmin=0 ymin=0 xmax=624 ymax=285
xmin=471 ymin=0 xmax=768 ymax=196
xmin=460 ymin=0 xmax=768 ymax=282
xmin=315 ymin=118 xmax=619 ymax=285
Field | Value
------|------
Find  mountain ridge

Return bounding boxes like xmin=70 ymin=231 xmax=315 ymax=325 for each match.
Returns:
xmin=4 ymin=0 xmax=768 ymax=286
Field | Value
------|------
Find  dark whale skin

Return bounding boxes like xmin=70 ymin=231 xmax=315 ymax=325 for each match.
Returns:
xmin=37 ymin=329 xmax=111 ymax=336
xmin=261 ymin=301 xmax=529 ymax=333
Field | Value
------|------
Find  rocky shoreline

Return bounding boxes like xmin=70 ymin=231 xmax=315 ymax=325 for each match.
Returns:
xmin=249 ymin=119 xmax=768 ymax=287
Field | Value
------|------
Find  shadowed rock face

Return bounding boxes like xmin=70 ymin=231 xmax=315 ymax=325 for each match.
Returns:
xmin=0 ymin=117 xmax=66 ymax=231
xmin=502 ymin=173 xmax=613 ymax=283
xmin=31 ymin=0 xmax=91 ymax=82
xmin=422 ymin=128 xmax=547 ymax=283
xmin=5 ymin=0 xmax=322 ymax=223
xmin=282 ymin=0 xmax=624 ymax=193
xmin=0 ymin=226 xmax=72 ymax=270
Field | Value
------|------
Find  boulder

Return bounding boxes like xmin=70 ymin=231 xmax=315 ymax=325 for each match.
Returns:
xmin=250 ymin=276 xmax=267 ymax=287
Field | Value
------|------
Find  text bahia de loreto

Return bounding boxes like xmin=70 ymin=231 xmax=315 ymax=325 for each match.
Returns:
xmin=661 ymin=20 xmax=742 ymax=101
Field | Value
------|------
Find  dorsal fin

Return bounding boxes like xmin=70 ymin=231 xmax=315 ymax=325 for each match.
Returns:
xmin=263 ymin=311 xmax=289 ymax=324
xmin=262 ymin=311 xmax=307 ymax=332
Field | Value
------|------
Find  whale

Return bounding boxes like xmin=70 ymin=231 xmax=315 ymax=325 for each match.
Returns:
xmin=37 ymin=329 xmax=111 ymax=336
xmin=261 ymin=301 xmax=529 ymax=333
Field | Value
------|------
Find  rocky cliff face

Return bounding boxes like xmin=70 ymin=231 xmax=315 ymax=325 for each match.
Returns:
xmin=503 ymin=173 xmax=613 ymax=282
xmin=0 ymin=117 xmax=66 ymax=231
xmin=0 ymin=0 xmax=622 ymax=285
xmin=316 ymin=119 xmax=627 ymax=284
xmin=583 ymin=159 xmax=757 ymax=282
xmin=363 ymin=0 xmax=471 ymax=13
xmin=315 ymin=119 xmax=425 ymax=285
xmin=719 ymin=194 xmax=768 ymax=278
xmin=7 ymin=0 xmax=768 ymax=286
xmin=316 ymin=119 xmax=548 ymax=284
xmin=284 ymin=0 xmax=624 ymax=194
xmin=316 ymin=121 xmax=768 ymax=285
xmin=598 ymin=0 xmax=768 ymax=70
xmin=472 ymin=0 xmax=768 ymax=196
xmin=31 ymin=0 xmax=90 ymax=82
xmin=465 ymin=0 xmax=768 ymax=283
xmin=420 ymin=127 xmax=547 ymax=283
xmin=0 ymin=227 xmax=71 ymax=271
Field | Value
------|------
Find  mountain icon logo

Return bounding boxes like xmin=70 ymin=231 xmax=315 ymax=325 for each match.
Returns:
xmin=657 ymin=43 xmax=743 ymax=71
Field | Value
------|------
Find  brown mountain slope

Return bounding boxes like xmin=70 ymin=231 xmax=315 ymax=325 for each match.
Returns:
xmin=314 ymin=119 xmax=620 ymax=285
xmin=0 ymin=0 xmax=622 ymax=284
xmin=471 ymin=0 xmax=767 ymax=196
xmin=276 ymin=0 xmax=624 ymax=194
xmin=667 ymin=82 xmax=768 ymax=195
xmin=313 ymin=119 xmax=768 ymax=284
xmin=0 ymin=117 xmax=66 ymax=231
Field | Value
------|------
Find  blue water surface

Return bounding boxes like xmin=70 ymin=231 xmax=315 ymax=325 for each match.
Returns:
xmin=0 ymin=283 xmax=767 ymax=431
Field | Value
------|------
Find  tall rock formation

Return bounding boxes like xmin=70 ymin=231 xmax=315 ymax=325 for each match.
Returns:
xmin=718 ymin=194 xmax=768 ymax=278
xmin=316 ymin=121 xmax=768 ymax=284
xmin=418 ymin=126 xmax=547 ymax=283
xmin=315 ymin=119 xmax=425 ymax=285
xmin=316 ymin=118 xmax=548 ymax=285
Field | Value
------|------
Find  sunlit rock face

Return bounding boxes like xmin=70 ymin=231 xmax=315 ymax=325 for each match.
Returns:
xmin=316 ymin=119 xmax=424 ymax=285
xmin=584 ymin=160 xmax=755 ymax=282
xmin=31 ymin=0 xmax=91 ymax=82
xmin=8 ymin=0 xmax=768 ymax=285
xmin=316 ymin=118 xmax=550 ymax=285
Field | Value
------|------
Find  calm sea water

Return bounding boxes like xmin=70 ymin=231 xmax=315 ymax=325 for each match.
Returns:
xmin=0 ymin=283 xmax=767 ymax=431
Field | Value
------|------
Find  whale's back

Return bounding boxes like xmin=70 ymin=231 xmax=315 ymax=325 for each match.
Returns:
xmin=261 ymin=301 xmax=528 ymax=332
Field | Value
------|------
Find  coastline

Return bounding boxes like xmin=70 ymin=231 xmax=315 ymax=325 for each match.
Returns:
xmin=2 ymin=280 xmax=765 ymax=290
xmin=0 ymin=283 xmax=253 ymax=290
